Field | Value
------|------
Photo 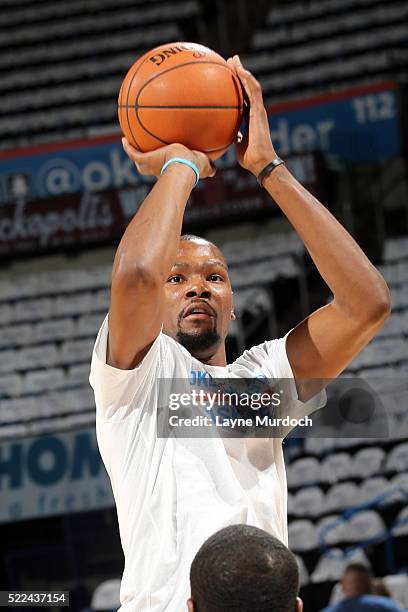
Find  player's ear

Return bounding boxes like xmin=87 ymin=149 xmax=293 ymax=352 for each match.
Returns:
xmin=187 ymin=597 xmax=195 ymax=612
xmin=230 ymin=291 xmax=236 ymax=320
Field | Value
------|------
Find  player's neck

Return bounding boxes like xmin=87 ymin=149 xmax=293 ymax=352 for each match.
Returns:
xmin=193 ymin=344 xmax=227 ymax=367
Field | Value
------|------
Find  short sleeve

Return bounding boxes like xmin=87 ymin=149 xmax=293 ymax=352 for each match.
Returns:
xmin=89 ymin=314 xmax=166 ymax=419
xmin=235 ymin=329 xmax=327 ymax=437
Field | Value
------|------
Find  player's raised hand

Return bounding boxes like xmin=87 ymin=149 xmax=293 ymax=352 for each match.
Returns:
xmin=121 ymin=139 xmax=216 ymax=180
xmin=227 ymin=55 xmax=277 ymax=176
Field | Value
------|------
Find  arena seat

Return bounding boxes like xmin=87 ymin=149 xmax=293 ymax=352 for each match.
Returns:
xmin=289 ymin=519 xmax=319 ymax=551
xmin=386 ymin=442 xmax=408 ymax=472
xmin=33 ymin=318 xmax=75 ymax=343
xmin=295 ymin=554 xmax=310 ymax=586
xmin=66 ymin=364 xmax=92 ymax=387
xmin=384 ymin=236 xmax=408 ymax=262
xmin=24 ymin=368 xmax=66 ymax=394
xmin=0 ymin=349 xmax=20 ymax=373
xmin=54 ymin=293 xmax=95 ymax=317
xmin=320 ymin=453 xmax=354 ymax=484
xmin=59 ymin=339 xmax=94 ymax=365
xmin=304 ymin=437 xmax=338 ymax=456
xmin=384 ymin=574 xmax=408 ymax=608
xmin=14 ymin=298 xmax=53 ymax=323
xmin=0 ymin=324 xmax=33 ymax=348
xmin=75 ymin=314 xmax=104 ymax=338
xmin=254 ymin=3 xmax=408 ymax=50
xmin=292 ymin=486 xmax=326 ymax=517
xmin=18 ymin=344 xmax=60 ymax=370
xmin=347 ymin=510 xmax=386 ymax=542
xmin=0 ymin=423 xmax=27 ymax=439
xmin=0 ymin=397 xmax=37 ymax=424
xmin=316 ymin=514 xmax=346 ymax=545
xmin=353 ymin=447 xmax=386 ymax=478
xmin=287 ymin=457 xmax=322 ymax=488
xmin=391 ymin=507 xmax=408 ymax=537
xmin=360 ymin=477 xmax=391 ymax=504
xmin=311 ymin=547 xmax=371 ymax=583
xmin=326 ymin=482 xmax=362 ymax=512
xmin=390 ymin=286 xmax=408 ymax=309
xmin=0 ymin=373 xmax=24 ymax=398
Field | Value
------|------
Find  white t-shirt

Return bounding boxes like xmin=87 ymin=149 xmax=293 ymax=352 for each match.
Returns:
xmin=89 ymin=315 xmax=325 ymax=612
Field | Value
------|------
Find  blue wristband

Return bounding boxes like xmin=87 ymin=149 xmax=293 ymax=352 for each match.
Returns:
xmin=160 ymin=157 xmax=199 ymax=187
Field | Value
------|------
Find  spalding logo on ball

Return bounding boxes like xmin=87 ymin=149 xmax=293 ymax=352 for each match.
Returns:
xmin=118 ymin=42 xmax=244 ymax=160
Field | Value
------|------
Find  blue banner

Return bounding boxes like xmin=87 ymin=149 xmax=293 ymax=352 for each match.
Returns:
xmin=0 ymin=82 xmax=401 ymax=203
xmin=268 ymin=82 xmax=401 ymax=163
xmin=0 ymin=428 xmax=113 ymax=523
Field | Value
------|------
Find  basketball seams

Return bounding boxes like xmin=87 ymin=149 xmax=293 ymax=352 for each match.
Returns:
xmin=122 ymin=54 xmax=152 ymax=151
xmin=120 ymin=52 xmax=244 ymax=152
xmin=137 ymin=107 xmax=242 ymax=151
xmin=119 ymin=105 xmax=242 ymax=109
xmin=133 ymin=60 xmax=243 ymax=148
xmin=134 ymin=60 xmax=243 ymax=110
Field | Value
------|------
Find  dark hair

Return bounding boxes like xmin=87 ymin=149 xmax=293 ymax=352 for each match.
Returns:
xmin=190 ymin=524 xmax=299 ymax=612
xmin=344 ymin=563 xmax=372 ymax=577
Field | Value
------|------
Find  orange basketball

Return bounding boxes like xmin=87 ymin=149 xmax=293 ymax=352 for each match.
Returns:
xmin=118 ymin=42 xmax=244 ymax=160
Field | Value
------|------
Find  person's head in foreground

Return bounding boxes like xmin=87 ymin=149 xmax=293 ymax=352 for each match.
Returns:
xmin=187 ymin=524 xmax=303 ymax=612
xmin=341 ymin=563 xmax=373 ymax=598
xmin=162 ymin=234 xmax=234 ymax=364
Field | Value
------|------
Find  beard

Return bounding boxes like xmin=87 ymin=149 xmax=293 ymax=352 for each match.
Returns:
xmin=176 ymin=329 xmax=220 ymax=354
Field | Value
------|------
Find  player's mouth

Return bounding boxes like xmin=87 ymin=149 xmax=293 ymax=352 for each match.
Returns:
xmin=182 ymin=302 xmax=216 ymax=320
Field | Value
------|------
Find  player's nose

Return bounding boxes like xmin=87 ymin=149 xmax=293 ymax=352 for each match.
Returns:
xmin=185 ymin=282 xmax=211 ymax=299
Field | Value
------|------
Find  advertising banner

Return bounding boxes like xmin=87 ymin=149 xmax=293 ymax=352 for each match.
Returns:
xmin=268 ymin=81 xmax=401 ymax=163
xmin=0 ymin=427 xmax=114 ymax=523
xmin=0 ymin=81 xmax=400 ymax=205
xmin=0 ymin=153 xmax=321 ymax=255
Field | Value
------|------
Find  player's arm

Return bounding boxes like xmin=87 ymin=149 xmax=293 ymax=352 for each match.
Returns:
xmin=108 ymin=141 xmax=215 ymax=370
xmin=228 ymin=56 xmax=391 ymax=399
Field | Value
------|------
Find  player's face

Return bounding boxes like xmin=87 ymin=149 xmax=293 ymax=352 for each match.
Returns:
xmin=163 ymin=239 xmax=234 ymax=357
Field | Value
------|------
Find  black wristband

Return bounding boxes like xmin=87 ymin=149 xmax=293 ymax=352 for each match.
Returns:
xmin=257 ymin=158 xmax=285 ymax=186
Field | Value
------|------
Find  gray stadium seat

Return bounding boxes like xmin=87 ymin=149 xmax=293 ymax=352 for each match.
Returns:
xmin=316 ymin=514 xmax=346 ymax=545
xmin=326 ymin=482 xmax=362 ymax=511
xmin=24 ymin=368 xmax=66 ymax=394
xmin=289 ymin=519 xmax=319 ymax=551
xmin=287 ymin=457 xmax=322 ymax=488
xmin=59 ymin=339 xmax=94 ymax=365
xmin=311 ymin=548 xmax=371 ymax=583
xmin=293 ymin=486 xmax=325 ymax=516
xmin=0 ymin=373 xmax=24 ymax=397
xmin=321 ymin=453 xmax=354 ymax=484
xmin=386 ymin=442 xmax=408 ymax=472
xmin=353 ymin=447 xmax=386 ymax=478
xmin=347 ymin=510 xmax=386 ymax=542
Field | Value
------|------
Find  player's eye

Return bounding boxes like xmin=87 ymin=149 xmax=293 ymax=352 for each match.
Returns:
xmin=208 ymin=274 xmax=224 ymax=282
xmin=168 ymin=274 xmax=183 ymax=283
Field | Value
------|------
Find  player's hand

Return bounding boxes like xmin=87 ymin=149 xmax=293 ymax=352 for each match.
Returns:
xmin=122 ymin=139 xmax=216 ymax=180
xmin=227 ymin=55 xmax=277 ymax=176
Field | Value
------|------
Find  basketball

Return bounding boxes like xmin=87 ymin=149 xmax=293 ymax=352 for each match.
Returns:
xmin=118 ymin=42 xmax=244 ymax=160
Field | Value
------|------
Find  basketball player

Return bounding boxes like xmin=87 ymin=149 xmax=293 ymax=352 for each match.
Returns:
xmin=89 ymin=56 xmax=390 ymax=611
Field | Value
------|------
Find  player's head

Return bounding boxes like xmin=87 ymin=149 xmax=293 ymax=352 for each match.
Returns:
xmin=163 ymin=235 xmax=234 ymax=361
xmin=341 ymin=563 xmax=373 ymax=597
xmin=187 ymin=524 xmax=303 ymax=612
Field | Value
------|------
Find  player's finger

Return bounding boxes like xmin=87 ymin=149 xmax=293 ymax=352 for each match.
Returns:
xmin=234 ymin=56 xmax=264 ymax=110
xmin=209 ymin=161 xmax=217 ymax=178
xmin=231 ymin=56 xmax=253 ymax=105
xmin=226 ymin=57 xmax=235 ymax=73
xmin=122 ymin=138 xmax=143 ymax=162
